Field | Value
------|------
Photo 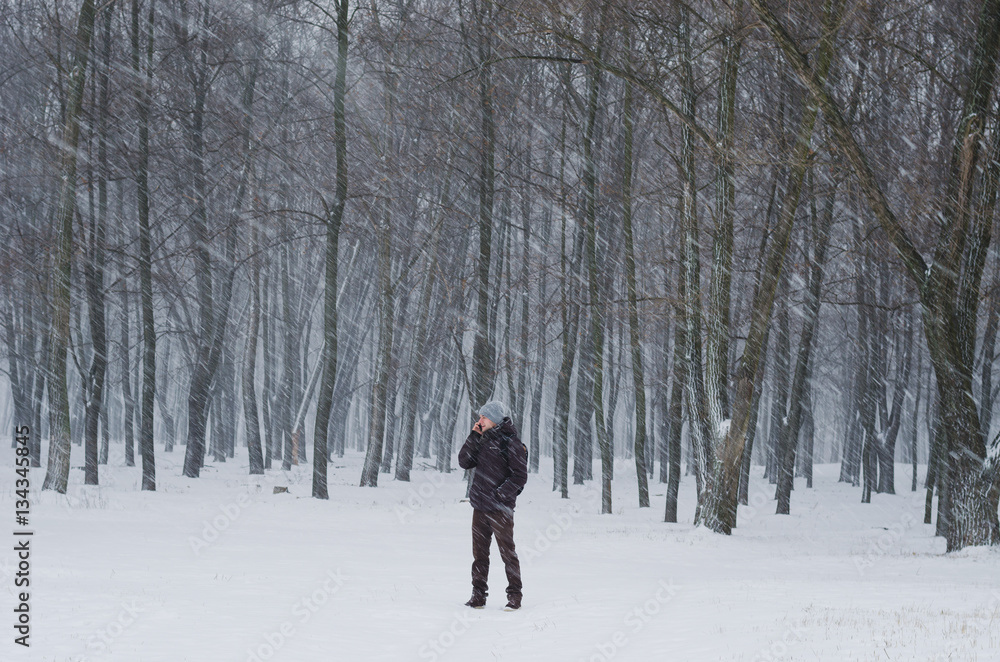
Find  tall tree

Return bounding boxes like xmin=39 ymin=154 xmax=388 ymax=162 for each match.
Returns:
xmin=707 ymin=0 xmax=844 ymax=532
xmin=663 ymin=258 xmax=687 ymax=523
xmin=131 ymin=0 xmax=156 ymax=490
xmin=244 ymin=222 xmax=264 ymax=475
xmin=360 ymin=204 xmax=393 ymax=487
xmin=707 ymin=0 xmax=743 ymax=451
xmin=584 ymin=0 xmax=613 ymax=514
xmin=82 ymin=0 xmax=112 ymax=486
xmin=42 ymin=0 xmax=98 ymax=494
xmin=463 ymin=0 xmax=498 ymax=410
xmin=552 ymin=73 xmax=579 ymax=500
xmin=621 ymin=26 xmax=649 ymax=508
xmin=179 ymin=0 xmax=229 ymax=479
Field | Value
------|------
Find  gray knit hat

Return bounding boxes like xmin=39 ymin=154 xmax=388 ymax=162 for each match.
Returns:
xmin=478 ymin=401 xmax=506 ymax=426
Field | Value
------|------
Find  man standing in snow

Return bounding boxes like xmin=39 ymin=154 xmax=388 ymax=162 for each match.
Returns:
xmin=458 ymin=400 xmax=528 ymax=610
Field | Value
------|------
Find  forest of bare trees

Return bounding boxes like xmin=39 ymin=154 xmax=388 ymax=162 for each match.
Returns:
xmin=2 ymin=0 xmax=999 ymax=551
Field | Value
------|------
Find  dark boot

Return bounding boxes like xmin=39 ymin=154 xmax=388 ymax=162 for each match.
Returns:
xmin=504 ymin=593 xmax=521 ymax=611
xmin=465 ymin=590 xmax=486 ymax=609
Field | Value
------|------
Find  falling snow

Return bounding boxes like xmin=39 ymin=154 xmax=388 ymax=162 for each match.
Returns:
xmin=1 ymin=0 xmax=999 ymax=660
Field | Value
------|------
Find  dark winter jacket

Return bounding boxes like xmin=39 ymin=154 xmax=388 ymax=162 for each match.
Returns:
xmin=458 ymin=417 xmax=528 ymax=513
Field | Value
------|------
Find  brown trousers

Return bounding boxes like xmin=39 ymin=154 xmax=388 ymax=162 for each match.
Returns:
xmin=471 ymin=509 xmax=522 ymax=598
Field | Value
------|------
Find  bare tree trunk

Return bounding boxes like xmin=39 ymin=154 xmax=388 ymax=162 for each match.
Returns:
xmin=925 ymin=385 xmax=939 ymax=524
xmin=361 ymin=207 xmax=393 ymax=487
xmin=31 ymin=327 xmax=47 ymax=468
xmin=776 ymin=166 xmax=836 ymax=514
xmin=244 ymin=220 xmax=264 ymax=475
xmin=278 ymin=243 xmax=293 ymax=470
xmin=573 ymin=320 xmax=593 ymax=485
xmin=43 ymin=0 xmax=97 ymax=494
xmin=180 ymin=0 xmax=212 ymax=479
xmin=664 ymin=259 xmax=686 ymax=523
xmin=464 ymin=1 xmax=497 ymax=410
xmin=529 ymin=199 xmax=550 ymax=475
xmin=312 ymin=0 xmax=347 ymax=497
xmin=83 ymin=165 xmax=108 ymax=485
xmin=3 ymin=294 xmax=36 ymax=458
xmin=935 ymin=403 xmax=953 ymax=539
xmin=84 ymin=1 xmax=112 ymax=483
xmin=262 ymin=272 xmax=274 ymax=468
xmin=707 ymin=0 xmax=742 ymax=442
xmin=910 ymin=348 xmax=923 ymax=492
xmin=710 ymin=0 xmax=844 ymax=533
xmin=553 ymin=273 xmax=578 ymax=496
xmin=120 ymin=257 xmax=136 ymax=469
xmin=553 ymin=95 xmax=579 ymax=499
xmin=977 ymin=133 xmax=1000 ymax=444
xmin=514 ymin=144 xmax=532 ymax=431
xmin=738 ymin=359 xmax=766 ymax=505
xmin=181 ymin=0 xmax=224 ymax=479
xmin=844 ymin=228 xmax=870 ymax=490
xmin=212 ymin=343 xmax=235 ymax=464
xmin=621 ymin=29 xmax=648 ymax=508
xmin=801 ymin=369 xmax=815 ymax=488
xmin=879 ymin=311 xmax=914 ymax=494
xmin=583 ymin=3 xmax=612 ymax=513
xmin=966 ymin=135 xmax=1000 ymax=520
xmin=981 ymin=268 xmax=998 ymax=439
xmin=529 ymin=356 xmax=544 ymax=473
xmin=739 ymin=183 xmax=777 ymax=505
xmin=859 ymin=233 xmax=877 ymax=504
xmin=766 ymin=278 xmax=790 ymax=485
xmin=438 ymin=371 xmax=463 ymax=473
xmin=658 ymin=305 xmax=673 ymax=486
xmin=677 ymin=3 xmax=715 ymax=526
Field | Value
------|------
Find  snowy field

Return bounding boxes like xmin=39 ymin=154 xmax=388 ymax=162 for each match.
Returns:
xmin=2 ymin=443 xmax=999 ymax=662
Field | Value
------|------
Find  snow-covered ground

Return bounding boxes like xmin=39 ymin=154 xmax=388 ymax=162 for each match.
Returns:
xmin=2 ymin=443 xmax=998 ymax=662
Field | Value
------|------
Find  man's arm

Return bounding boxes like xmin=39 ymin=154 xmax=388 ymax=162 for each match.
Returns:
xmin=497 ymin=432 xmax=528 ymax=500
xmin=458 ymin=431 xmax=481 ymax=470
